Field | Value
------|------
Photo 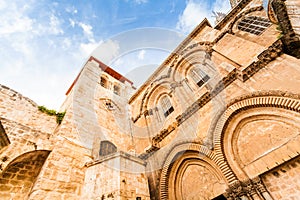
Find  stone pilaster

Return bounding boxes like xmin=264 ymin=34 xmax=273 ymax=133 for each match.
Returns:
xmin=224 ymin=177 xmax=274 ymax=200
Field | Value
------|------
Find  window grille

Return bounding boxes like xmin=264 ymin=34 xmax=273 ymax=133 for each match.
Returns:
xmin=160 ymin=96 xmax=174 ymax=117
xmin=189 ymin=67 xmax=210 ymax=88
xmin=237 ymin=16 xmax=271 ymax=35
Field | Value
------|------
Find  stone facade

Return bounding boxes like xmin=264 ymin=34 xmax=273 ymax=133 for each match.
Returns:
xmin=1 ymin=0 xmax=300 ymax=199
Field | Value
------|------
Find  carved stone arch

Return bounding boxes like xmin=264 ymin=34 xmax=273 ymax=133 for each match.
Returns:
xmin=211 ymin=91 xmax=300 ymax=182
xmin=159 ymin=142 xmax=235 ymax=199
xmin=143 ymin=81 xmax=173 ymax=112
xmin=0 ymin=150 xmax=50 ymax=199
xmin=132 ymin=80 xmax=172 ymax=123
xmin=171 ymin=46 xmax=209 ymax=82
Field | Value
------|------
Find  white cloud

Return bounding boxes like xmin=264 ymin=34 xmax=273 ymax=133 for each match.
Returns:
xmin=176 ymin=0 xmax=210 ymax=34
xmin=134 ymin=0 xmax=148 ymax=4
xmin=0 ymin=0 xmax=89 ymax=109
xmin=69 ymin=18 xmax=75 ymax=27
xmin=80 ymin=40 xmax=103 ymax=58
xmin=212 ymin=0 xmax=231 ymax=14
xmin=0 ymin=1 xmax=33 ymax=35
xmin=78 ymin=22 xmax=94 ymax=41
xmin=138 ymin=50 xmax=146 ymax=60
xmin=92 ymin=40 xmax=120 ymax=64
xmin=65 ymin=6 xmax=78 ymax=14
xmin=49 ymin=13 xmax=64 ymax=35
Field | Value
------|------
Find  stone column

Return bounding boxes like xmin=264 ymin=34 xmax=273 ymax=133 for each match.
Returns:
xmin=252 ymin=177 xmax=273 ymax=200
xmin=224 ymin=181 xmax=250 ymax=200
xmin=242 ymin=179 xmax=263 ymax=200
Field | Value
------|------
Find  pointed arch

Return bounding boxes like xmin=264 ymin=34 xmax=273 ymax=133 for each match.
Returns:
xmin=159 ymin=142 xmax=237 ymax=199
xmin=211 ymin=91 xmax=300 ymax=180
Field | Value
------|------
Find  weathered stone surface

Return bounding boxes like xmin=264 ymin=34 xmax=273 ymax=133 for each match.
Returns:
xmin=1 ymin=0 xmax=300 ymax=199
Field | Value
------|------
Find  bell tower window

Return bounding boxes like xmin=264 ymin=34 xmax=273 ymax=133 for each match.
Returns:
xmin=113 ymin=85 xmax=120 ymax=96
xmin=100 ymin=77 xmax=109 ymax=88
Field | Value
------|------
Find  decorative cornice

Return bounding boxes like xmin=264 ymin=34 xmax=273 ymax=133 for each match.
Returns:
xmin=151 ymin=69 xmax=237 ymax=146
xmin=238 ymin=40 xmax=283 ymax=81
xmin=238 ymin=39 xmax=283 ymax=81
xmin=128 ymin=19 xmax=212 ymax=104
xmin=85 ymin=151 xmax=146 ymax=167
xmin=224 ymin=177 xmax=268 ymax=199
xmin=139 ymin=39 xmax=283 ymax=159
xmin=132 ymin=42 xmax=213 ymax=123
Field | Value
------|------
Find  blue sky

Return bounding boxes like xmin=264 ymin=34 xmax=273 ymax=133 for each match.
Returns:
xmin=0 ymin=0 xmax=231 ymax=109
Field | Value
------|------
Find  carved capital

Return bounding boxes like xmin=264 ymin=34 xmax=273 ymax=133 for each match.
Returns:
xmin=225 ymin=181 xmax=248 ymax=199
xmin=252 ymin=176 xmax=267 ymax=193
xmin=242 ymin=179 xmax=257 ymax=196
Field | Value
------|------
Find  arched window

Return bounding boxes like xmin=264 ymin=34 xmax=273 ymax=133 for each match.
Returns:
xmin=189 ymin=67 xmax=210 ymax=88
xmin=99 ymin=141 xmax=117 ymax=156
xmin=160 ymin=96 xmax=174 ymax=117
xmin=113 ymin=85 xmax=120 ymax=96
xmin=100 ymin=76 xmax=109 ymax=88
xmin=237 ymin=16 xmax=271 ymax=35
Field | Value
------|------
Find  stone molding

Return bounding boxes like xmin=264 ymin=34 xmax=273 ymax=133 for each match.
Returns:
xmin=215 ymin=0 xmax=252 ymax=30
xmin=224 ymin=177 xmax=270 ymax=199
xmin=134 ymin=37 xmax=283 ymax=149
xmin=211 ymin=91 xmax=300 ymax=186
xmin=238 ymin=39 xmax=283 ymax=81
xmin=85 ymin=151 xmax=146 ymax=167
xmin=158 ymin=142 xmax=238 ymax=199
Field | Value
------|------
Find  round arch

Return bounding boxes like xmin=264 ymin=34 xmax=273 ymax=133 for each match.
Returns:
xmin=171 ymin=46 xmax=210 ymax=82
xmin=0 ymin=150 xmax=51 ymax=199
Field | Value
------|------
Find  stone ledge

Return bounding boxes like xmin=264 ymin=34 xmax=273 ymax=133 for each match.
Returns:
xmin=85 ymin=151 xmax=146 ymax=167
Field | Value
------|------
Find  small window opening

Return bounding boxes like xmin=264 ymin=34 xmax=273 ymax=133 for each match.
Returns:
xmin=99 ymin=141 xmax=117 ymax=156
xmin=100 ymin=77 xmax=109 ymax=88
xmin=189 ymin=67 xmax=210 ymax=88
xmin=113 ymin=85 xmax=120 ymax=95
xmin=160 ymin=96 xmax=174 ymax=118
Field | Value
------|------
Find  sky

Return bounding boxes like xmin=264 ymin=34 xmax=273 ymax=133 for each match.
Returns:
xmin=0 ymin=0 xmax=231 ymax=109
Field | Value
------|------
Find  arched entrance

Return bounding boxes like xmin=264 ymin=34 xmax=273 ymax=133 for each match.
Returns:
xmin=160 ymin=143 xmax=228 ymax=199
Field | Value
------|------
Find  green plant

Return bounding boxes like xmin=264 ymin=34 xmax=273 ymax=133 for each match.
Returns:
xmin=56 ymin=111 xmax=66 ymax=124
xmin=38 ymin=106 xmax=66 ymax=125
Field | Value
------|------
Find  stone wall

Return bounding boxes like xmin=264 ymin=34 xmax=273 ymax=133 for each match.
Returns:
xmin=262 ymin=156 xmax=300 ymax=200
xmin=0 ymin=84 xmax=57 ymax=134
xmin=82 ymin=152 xmax=150 ymax=200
